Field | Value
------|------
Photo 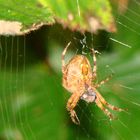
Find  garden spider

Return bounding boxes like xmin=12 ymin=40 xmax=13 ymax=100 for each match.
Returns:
xmin=62 ymin=42 xmax=125 ymax=124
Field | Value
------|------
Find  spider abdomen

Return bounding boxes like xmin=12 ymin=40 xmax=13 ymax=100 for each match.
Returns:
xmin=63 ymin=55 xmax=92 ymax=93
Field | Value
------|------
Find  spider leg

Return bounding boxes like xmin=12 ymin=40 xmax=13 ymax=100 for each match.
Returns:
xmin=62 ymin=42 xmax=71 ymax=73
xmin=91 ymin=48 xmax=97 ymax=80
xmin=67 ymin=92 xmax=81 ymax=125
xmin=95 ymin=97 xmax=115 ymax=120
xmin=93 ymin=87 xmax=124 ymax=112
xmin=95 ymin=74 xmax=113 ymax=88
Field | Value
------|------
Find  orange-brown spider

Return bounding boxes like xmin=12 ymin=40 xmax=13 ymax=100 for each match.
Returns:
xmin=62 ymin=42 xmax=125 ymax=124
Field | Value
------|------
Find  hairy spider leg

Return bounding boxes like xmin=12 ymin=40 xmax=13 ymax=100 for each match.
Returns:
xmin=67 ymin=92 xmax=81 ymax=124
xmin=93 ymin=87 xmax=124 ymax=112
xmin=62 ymin=42 xmax=71 ymax=73
xmin=95 ymin=97 xmax=114 ymax=120
xmin=95 ymin=74 xmax=113 ymax=88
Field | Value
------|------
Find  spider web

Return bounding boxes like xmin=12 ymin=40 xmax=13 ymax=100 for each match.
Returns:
xmin=62 ymin=0 xmax=140 ymax=139
xmin=0 ymin=0 xmax=140 ymax=140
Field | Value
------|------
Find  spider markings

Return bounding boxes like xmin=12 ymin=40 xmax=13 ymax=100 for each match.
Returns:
xmin=62 ymin=42 xmax=125 ymax=125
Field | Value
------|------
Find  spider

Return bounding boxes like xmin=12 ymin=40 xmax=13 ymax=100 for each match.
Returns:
xmin=62 ymin=42 xmax=125 ymax=125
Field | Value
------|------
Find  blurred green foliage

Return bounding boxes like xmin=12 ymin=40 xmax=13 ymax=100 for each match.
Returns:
xmin=0 ymin=1 xmax=140 ymax=140
xmin=0 ymin=0 xmax=114 ymax=34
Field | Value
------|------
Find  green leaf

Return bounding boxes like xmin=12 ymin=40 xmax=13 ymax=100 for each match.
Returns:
xmin=39 ymin=0 xmax=116 ymax=33
xmin=0 ymin=0 xmax=54 ymax=35
xmin=0 ymin=0 xmax=115 ymax=35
